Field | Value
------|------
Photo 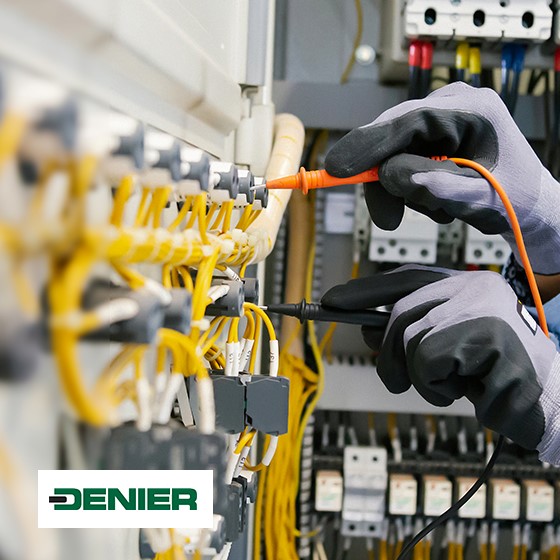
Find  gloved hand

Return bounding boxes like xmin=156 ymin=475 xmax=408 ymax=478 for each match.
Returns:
xmin=321 ymin=264 xmax=560 ymax=462
xmin=325 ymin=82 xmax=560 ymax=274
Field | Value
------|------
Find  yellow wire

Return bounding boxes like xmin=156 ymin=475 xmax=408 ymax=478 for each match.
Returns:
xmin=340 ymin=0 xmax=363 ymax=84
xmin=110 ymin=175 xmax=135 ymax=226
xmin=167 ymin=196 xmax=193 ymax=231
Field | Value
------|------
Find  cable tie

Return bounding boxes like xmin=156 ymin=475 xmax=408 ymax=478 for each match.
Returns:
xmin=191 ymin=318 xmax=211 ymax=331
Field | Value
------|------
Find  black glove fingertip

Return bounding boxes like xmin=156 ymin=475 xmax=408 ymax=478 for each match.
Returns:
xmin=363 ymin=182 xmax=405 ymax=231
xmin=361 ymin=326 xmax=385 ymax=353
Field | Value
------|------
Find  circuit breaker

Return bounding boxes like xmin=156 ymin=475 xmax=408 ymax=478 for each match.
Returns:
xmin=369 ymin=208 xmax=438 ymax=264
xmin=342 ymin=446 xmax=388 ymax=537
xmin=404 ymin=0 xmax=552 ymax=42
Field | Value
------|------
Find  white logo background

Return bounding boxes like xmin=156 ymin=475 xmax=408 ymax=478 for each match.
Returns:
xmin=38 ymin=470 xmax=213 ymax=528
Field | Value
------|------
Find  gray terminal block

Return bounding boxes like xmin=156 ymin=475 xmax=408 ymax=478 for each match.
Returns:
xmin=82 ymin=279 xmax=165 ymax=344
xmin=252 ymin=183 xmax=269 ymax=210
xmin=236 ymin=170 xmax=255 ymax=206
xmin=225 ymin=481 xmax=245 ymax=542
xmin=36 ymin=98 xmax=78 ymax=151
xmin=241 ymin=278 xmax=259 ymax=304
xmin=206 ymin=280 xmax=245 ymax=317
xmin=210 ymin=516 xmax=227 ymax=553
xmin=242 ymin=375 xmax=290 ymax=436
xmin=153 ymin=139 xmax=182 ymax=182
xmin=189 ymin=373 xmax=289 ymax=436
xmin=180 ymin=148 xmax=211 ymax=193
xmin=210 ymin=162 xmax=239 ymax=201
xmin=162 ymin=289 xmax=192 ymax=334
xmin=112 ymin=122 xmax=144 ymax=170
xmin=0 ymin=316 xmax=41 ymax=382
xmin=189 ymin=374 xmax=246 ymax=434
xmin=102 ymin=423 xmax=228 ymax=514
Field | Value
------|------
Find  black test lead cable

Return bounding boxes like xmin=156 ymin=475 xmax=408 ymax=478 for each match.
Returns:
xmin=261 ymin=299 xmax=391 ymax=329
xmin=396 ymin=435 xmax=505 ymax=560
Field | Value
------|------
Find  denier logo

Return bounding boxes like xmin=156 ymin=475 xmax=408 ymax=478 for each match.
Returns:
xmin=38 ymin=470 xmax=213 ymax=528
xmin=49 ymin=487 xmax=197 ymax=511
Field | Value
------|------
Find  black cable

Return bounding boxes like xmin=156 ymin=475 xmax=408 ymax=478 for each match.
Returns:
xmin=396 ymin=435 xmax=505 ymax=560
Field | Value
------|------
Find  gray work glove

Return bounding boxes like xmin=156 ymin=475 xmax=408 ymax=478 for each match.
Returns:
xmin=322 ymin=265 xmax=560 ymax=463
xmin=325 ymin=82 xmax=560 ymax=275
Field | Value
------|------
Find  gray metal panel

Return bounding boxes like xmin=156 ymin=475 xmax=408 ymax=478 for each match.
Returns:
xmin=273 ymin=79 xmax=548 ymax=138
xmin=273 ymin=79 xmax=407 ymax=130
xmin=319 ymin=357 xmax=475 ymax=416
xmin=245 ymin=0 xmax=270 ymax=86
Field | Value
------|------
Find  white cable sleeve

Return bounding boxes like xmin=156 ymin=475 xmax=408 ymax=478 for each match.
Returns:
xmin=197 ymin=376 xmax=216 ymax=434
xmin=155 ymin=373 xmax=183 ymax=424
xmin=135 ymin=378 xmax=152 ymax=432
xmin=233 ymin=446 xmax=251 ymax=479
xmin=152 ymin=372 xmax=168 ymax=417
xmin=490 ymin=522 xmax=499 ymax=546
xmin=269 ymin=339 xmax=279 ymax=377
xmin=94 ymin=298 xmax=140 ymax=326
xmin=225 ymin=450 xmax=240 ymax=484
xmin=144 ymin=278 xmax=173 ymax=306
xmin=225 ymin=342 xmax=240 ymax=377
xmin=223 ymin=267 xmax=242 ymax=281
xmin=143 ymin=528 xmax=172 ymax=553
xmin=262 ymin=436 xmax=279 ymax=466
xmin=176 ymin=377 xmax=195 ymax=428
xmin=208 ymin=284 xmax=230 ymax=302
xmin=240 ymin=339 xmax=254 ymax=372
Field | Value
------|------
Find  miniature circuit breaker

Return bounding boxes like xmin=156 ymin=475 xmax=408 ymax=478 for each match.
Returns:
xmin=465 ymin=227 xmax=510 ymax=266
xmin=404 ymin=0 xmax=552 ymax=43
xmin=342 ymin=446 xmax=388 ymax=537
xmin=369 ymin=208 xmax=438 ymax=264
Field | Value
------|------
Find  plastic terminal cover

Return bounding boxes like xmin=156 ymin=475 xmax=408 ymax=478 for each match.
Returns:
xmin=163 ymin=289 xmax=192 ymax=334
xmin=206 ymin=280 xmax=245 ymax=317
xmin=82 ymin=279 xmax=165 ymax=344
xmin=225 ymin=481 xmax=245 ymax=542
xmin=101 ymin=423 xmax=228 ymax=513
xmin=189 ymin=373 xmax=290 ymax=436
xmin=112 ymin=123 xmax=144 ymax=170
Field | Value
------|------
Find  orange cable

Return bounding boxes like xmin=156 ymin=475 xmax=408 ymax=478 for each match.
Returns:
xmin=449 ymin=157 xmax=548 ymax=337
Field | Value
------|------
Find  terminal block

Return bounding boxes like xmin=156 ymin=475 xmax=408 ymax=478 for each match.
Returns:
xmin=236 ymin=169 xmax=255 ymax=207
xmin=206 ymin=279 xmax=245 ymax=317
xmin=252 ymin=180 xmax=269 ymax=210
xmin=162 ymin=289 xmax=192 ymax=334
xmin=177 ymin=147 xmax=211 ymax=197
xmin=209 ymin=162 xmax=240 ymax=202
xmin=189 ymin=373 xmax=289 ymax=436
xmin=0 ymin=314 xmax=41 ymax=382
xmin=108 ymin=117 xmax=144 ymax=176
xmin=102 ymin=423 xmax=228 ymax=514
xmin=81 ymin=279 xmax=166 ymax=344
xmin=144 ymin=130 xmax=182 ymax=186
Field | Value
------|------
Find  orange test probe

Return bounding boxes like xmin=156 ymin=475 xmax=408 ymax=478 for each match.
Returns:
xmin=264 ymin=157 xmax=449 ymax=195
